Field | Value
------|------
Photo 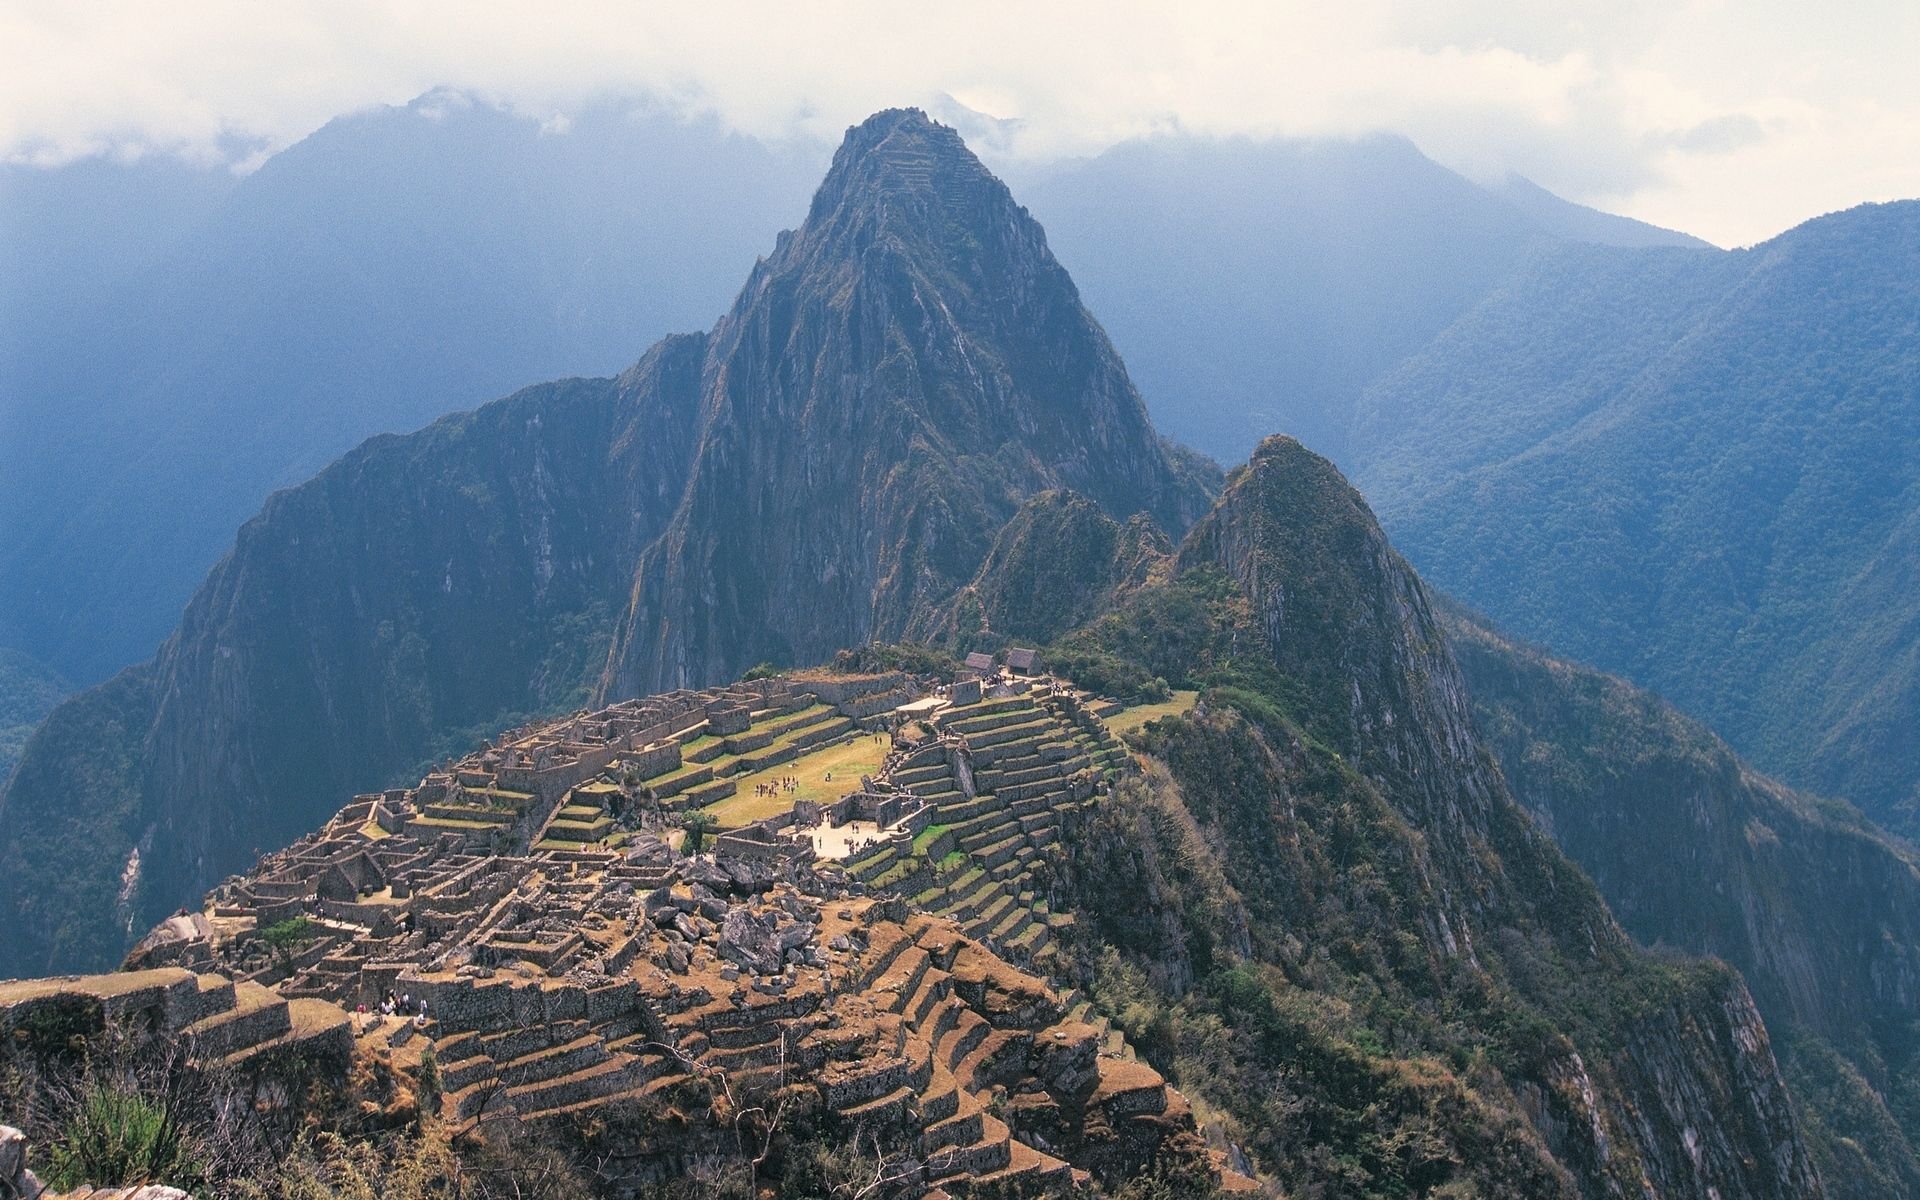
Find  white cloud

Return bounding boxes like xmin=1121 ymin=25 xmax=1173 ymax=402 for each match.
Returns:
xmin=1 ymin=0 xmax=1915 ymax=244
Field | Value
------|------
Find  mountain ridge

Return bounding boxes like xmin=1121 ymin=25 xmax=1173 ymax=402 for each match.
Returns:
xmin=0 ymin=108 xmax=1210 ymax=980
xmin=1444 ymin=602 xmax=1920 ymax=1198
xmin=1350 ymin=198 xmax=1920 ymax=835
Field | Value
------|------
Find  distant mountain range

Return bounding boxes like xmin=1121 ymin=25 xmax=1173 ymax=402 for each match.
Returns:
xmin=0 ymin=95 xmax=823 ymax=688
xmin=1348 ymin=203 xmax=1920 ymax=836
xmin=0 ymin=109 xmax=1211 ymax=980
xmin=1010 ymin=135 xmax=1704 ymax=464
xmin=0 ymin=96 xmax=1702 ymax=711
xmin=14 ymin=104 xmax=1920 ymax=1194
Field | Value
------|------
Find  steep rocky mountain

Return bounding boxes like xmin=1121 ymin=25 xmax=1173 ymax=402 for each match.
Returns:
xmin=0 ymin=95 xmax=823 ymax=687
xmin=0 ymin=109 xmax=1209 ymax=981
xmin=600 ymin=112 xmax=1213 ymax=697
xmin=1013 ymin=437 xmax=1821 ymax=1197
xmin=1 ymin=111 xmax=1705 ymax=719
xmin=1012 ymin=133 xmax=1705 ymax=464
xmin=1348 ymin=201 xmax=1920 ymax=836
xmin=1445 ymin=605 xmax=1920 ymax=1199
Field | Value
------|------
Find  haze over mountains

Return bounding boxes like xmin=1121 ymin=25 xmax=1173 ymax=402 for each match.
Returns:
xmin=0 ymin=93 xmax=1701 ymax=714
xmin=0 ymin=95 xmax=822 ymax=690
xmin=1 ymin=112 xmax=1865 ymax=1195
xmin=1011 ymin=133 xmax=1705 ymax=463
xmin=1349 ymin=205 xmax=1920 ymax=835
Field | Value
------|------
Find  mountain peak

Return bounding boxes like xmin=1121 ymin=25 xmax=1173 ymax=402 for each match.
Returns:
xmin=802 ymin=107 xmax=1004 ymax=234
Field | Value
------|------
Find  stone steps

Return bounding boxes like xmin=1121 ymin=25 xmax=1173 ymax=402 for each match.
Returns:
xmin=512 ymin=1057 xmax=682 ymax=1125
xmin=893 ymin=763 xmax=953 ymax=789
xmin=937 ymin=1010 xmax=991 ymax=1072
xmin=971 ymin=834 xmax=1026 ymax=872
xmin=986 ymin=903 xmax=1031 ymax=945
xmin=439 ymin=1054 xmax=497 ymax=1091
xmin=966 ymin=1139 xmax=1074 ymax=1193
xmin=1006 ymin=921 xmax=1050 ymax=956
xmin=917 ymin=1060 xmax=963 ymax=1124
xmin=837 ymin=1083 xmax=916 ymax=1125
xmin=955 ymin=817 xmax=1019 ymax=856
xmin=846 ymin=925 xmax=917 ymax=993
xmin=929 ymin=1112 xmax=1014 ymax=1179
xmin=872 ymin=946 xmax=931 ymax=1015
xmin=920 ymin=1099 xmax=984 ymax=1157
xmin=790 ymin=716 xmax=857 ymax=750
xmin=904 ymin=967 xmax=949 ymax=1025
xmin=762 ymin=705 xmax=838 ymax=741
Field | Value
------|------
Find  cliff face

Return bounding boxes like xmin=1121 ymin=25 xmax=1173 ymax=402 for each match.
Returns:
xmin=600 ymin=109 xmax=1212 ymax=697
xmin=1448 ymin=607 xmax=1920 ymax=1197
xmin=0 ymin=110 xmax=1211 ymax=978
xmin=1031 ymin=438 xmax=1821 ymax=1198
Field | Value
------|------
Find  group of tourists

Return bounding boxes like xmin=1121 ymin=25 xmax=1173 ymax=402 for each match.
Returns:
xmin=352 ymin=989 xmax=431 ymax=1031
xmin=754 ymin=774 xmax=802 ymax=799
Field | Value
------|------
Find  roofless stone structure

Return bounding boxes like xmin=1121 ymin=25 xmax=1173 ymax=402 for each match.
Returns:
xmin=14 ymin=667 xmax=1250 ymax=1196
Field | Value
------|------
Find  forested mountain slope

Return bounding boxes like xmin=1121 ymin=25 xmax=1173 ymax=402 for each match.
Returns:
xmin=1447 ymin=605 xmax=1920 ymax=1199
xmin=1019 ymin=439 xmax=1821 ymax=1197
xmin=1351 ymin=201 xmax=1920 ymax=835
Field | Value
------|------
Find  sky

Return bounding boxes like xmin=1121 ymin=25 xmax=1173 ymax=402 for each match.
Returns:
xmin=4 ymin=0 xmax=1918 ymax=247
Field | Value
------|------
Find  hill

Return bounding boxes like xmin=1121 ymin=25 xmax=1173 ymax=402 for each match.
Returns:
xmin=0 ymin=438 xmax=1828 ymax=1198
xmin=1351 ymin=201 xmax=1920 ymax=835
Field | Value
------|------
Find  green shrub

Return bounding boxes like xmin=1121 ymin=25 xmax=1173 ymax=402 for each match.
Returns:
xmin=46 ymin=1079 xmax=206 ymax=1192
xmin=681 ymin=812 xmax=717 ymax=855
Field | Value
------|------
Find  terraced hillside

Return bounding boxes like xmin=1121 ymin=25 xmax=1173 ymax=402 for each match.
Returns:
xmin=841 ymin=687 xmax=1137 ymax=962
xmin=75 ymin=669 xmax=1244 ymax=1197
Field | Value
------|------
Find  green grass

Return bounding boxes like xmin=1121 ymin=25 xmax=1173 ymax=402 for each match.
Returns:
xmin=911 ymin=822 xmax=952 ymax=856
xmin=701 ymin=733 xmax=893 ymax=827
xmin=1104 ymin=690 xmax=1200 ymax=736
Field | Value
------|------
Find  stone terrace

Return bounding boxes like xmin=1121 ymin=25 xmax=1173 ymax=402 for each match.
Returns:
xmin=100 ymin=668 xmax=1242 ymax=1195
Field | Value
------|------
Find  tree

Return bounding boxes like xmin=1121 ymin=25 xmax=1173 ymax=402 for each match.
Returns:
xmin=681 ymin=813 xmax=717 ymax=856
xmin=258 ymin=917 xmax=314 ymax=969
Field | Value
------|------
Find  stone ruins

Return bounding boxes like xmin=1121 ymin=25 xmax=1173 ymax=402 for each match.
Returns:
xmin=6 ymin=667 xmax=1255 ymax=1196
